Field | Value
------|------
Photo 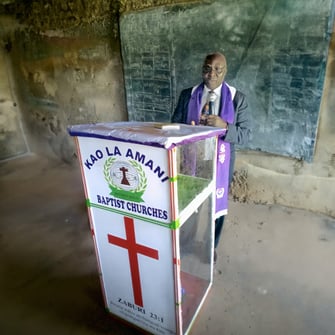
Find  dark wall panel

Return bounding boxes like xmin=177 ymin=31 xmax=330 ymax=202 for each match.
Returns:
xmin=120 ymin=0 xmax=335 ymax=161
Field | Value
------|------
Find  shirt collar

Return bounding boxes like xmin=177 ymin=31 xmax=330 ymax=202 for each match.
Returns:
xmin=204 ymin=83 xmax=222 ymax=96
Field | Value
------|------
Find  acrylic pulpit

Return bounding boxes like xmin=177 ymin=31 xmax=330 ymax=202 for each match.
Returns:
xmin=68 ymin=121 xmax=227 ymax=335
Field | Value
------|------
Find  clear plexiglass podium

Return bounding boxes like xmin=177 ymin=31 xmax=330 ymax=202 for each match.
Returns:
xmin=68 ymin=121 xmax=225 ymax=335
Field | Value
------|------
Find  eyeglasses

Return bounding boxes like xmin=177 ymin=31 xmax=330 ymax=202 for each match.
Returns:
xmin=202 ymin=65 xmax=225 ymax=75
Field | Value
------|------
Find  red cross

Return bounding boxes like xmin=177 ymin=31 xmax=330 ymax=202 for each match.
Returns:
xmin=107 ymin=216 xmax=159 ymax=307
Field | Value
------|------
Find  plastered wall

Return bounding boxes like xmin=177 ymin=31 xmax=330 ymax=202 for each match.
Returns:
xmin=0 ymin=1 xmax=334 ymax=217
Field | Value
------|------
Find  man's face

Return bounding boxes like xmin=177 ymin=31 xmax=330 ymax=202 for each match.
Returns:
xmin=202 ymin=55 xmax=227 ymax=90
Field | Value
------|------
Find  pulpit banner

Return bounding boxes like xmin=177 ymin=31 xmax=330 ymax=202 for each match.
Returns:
xmin=75 ymin=135 xmax=177 ymax=334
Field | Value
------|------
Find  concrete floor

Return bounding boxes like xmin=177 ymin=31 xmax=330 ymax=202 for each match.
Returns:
xmin=1 ymin=154 xmax=335 ymax=335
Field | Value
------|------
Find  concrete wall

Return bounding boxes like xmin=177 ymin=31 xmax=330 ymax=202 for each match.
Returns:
xmin=0 ymin=11 xmax=127 ymax=162
xmin=10 ymin=28 xmax=127 ymax=162
xmin=0 ymin=17 xmax=29 ymax=158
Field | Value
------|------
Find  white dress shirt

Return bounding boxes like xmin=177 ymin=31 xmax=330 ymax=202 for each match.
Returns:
xmin=201 ymin=84 xmax=222 ymax=115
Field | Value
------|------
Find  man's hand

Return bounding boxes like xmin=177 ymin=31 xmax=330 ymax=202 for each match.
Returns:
xmin=200 ymin=114 xmax=228 ymax=129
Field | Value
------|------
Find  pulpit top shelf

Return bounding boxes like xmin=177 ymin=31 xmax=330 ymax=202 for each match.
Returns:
xmin=68 ymin=121 xmax=225 ymax=149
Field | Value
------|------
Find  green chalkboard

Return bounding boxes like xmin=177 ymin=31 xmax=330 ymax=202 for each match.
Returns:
xmin=120 ymin=0 xmax=334 ymax=161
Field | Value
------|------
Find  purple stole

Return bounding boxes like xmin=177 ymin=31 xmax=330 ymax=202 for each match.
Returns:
xmin=187 ymin=82 xmax=234 ymax=217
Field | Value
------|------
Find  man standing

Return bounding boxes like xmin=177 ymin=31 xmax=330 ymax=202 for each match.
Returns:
xmin=171 ymin=52 xmax=251 ymax=262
